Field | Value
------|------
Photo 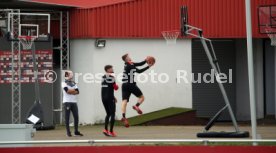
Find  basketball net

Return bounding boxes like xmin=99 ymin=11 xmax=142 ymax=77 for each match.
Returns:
xmin=265 ymin=27 xmax=276 ymax=46
xmin=18 ymin=36 xmax=36 ymax=50
xmin=161 ymin=30 xmax=180 ymax=45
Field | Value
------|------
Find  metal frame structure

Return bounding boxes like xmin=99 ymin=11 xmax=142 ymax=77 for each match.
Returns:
xmin=185 ymin=25 xmax=239 ymax=132
xmin=9 ymin=9 xmax=22 ymax=124
xmin=8 ymin=12 xmax=50 ymax=36
xmin=180 ymin=6 xmax=248 ymax=137
xmin=0 ymin=9 xmax=22 ymax=124
xmin=7 ymin=11 xmax=51 ymax=124
xmin=59 ymin=11 xmax=70 ymax=124
xmin=60 ymin=11 xmax=70 ymax=70
xmin=0 ymin=9 xmax=69 ymax=124
xmin=51 ymin=11 xmax=70 ymax=124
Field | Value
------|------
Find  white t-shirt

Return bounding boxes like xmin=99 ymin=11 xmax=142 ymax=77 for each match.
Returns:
xmin=62 ymin=81 xmax=78 ymax=103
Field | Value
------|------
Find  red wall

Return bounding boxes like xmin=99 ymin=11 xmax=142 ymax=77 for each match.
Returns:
xmin=50 ymin=20 xmax=60 ymax=39
xmin=69 ymin=0 xmax=276 ymax=39
xmin=1 ymin=146 xmax=276 ymax=153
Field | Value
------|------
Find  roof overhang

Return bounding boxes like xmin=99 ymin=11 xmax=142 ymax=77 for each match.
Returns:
xmin=18 ymin=0 xmax=134 ymax=9
xmin=0 ymin=0 xmax=75 ymax=9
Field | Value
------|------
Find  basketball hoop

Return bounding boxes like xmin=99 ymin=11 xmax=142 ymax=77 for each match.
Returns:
xmin=161 ymin=30 xmax=180 ymax=45
xmin=265 ymin=27 xmax=276 ymax=46
xmin=268 ymin=33 xmax=276 ymax=46
xmin=18 ymin=36 xmax=37 ymax=50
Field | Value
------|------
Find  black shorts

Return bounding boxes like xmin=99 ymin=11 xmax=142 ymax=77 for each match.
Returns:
xmin=122 ymin=83 xmax=143 ymax=102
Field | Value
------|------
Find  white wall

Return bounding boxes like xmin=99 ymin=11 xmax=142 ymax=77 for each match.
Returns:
xmin=70 ymin=39 xmax=192 ymax=124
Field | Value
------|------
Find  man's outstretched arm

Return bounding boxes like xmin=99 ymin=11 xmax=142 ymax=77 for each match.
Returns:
xmin=136 ymin=66 xmax=150 ymax=73
xmin=133 ymin=60 xmax=147 ymax=66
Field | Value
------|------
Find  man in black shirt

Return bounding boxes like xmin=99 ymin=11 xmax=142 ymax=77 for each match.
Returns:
xmin=101 ymin=65 xmax=118 ymax=137
xmin=121 ymin=54 xmax=153 ymax=127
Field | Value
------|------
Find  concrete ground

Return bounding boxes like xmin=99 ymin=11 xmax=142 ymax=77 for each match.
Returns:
xmin=33 ymin=125 xmax=276 ymax=141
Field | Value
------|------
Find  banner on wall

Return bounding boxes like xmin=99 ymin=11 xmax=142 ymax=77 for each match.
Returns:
xmin=0 ymin=50 xmax=53 ymax=84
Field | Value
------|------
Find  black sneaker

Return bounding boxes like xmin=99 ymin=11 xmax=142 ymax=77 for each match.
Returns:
xmin=67 ymin=133 xmax=72 ymax=137
xmin=74 ymin=131 xmax=84 ymax=136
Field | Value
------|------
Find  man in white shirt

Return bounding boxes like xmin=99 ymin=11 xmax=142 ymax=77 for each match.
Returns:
xmin=62 ymin=70 xmax=83 ymax=137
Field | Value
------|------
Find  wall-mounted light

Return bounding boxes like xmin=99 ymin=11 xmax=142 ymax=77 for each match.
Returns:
xmin=95 ymin=39 xmax=106 ymax=48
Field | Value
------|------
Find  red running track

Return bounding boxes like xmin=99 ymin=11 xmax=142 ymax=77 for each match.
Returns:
xmin=0 ymin=146 xmax=276 ymax=153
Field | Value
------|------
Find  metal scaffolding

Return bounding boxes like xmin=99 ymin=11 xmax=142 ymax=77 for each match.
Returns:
xmin=60 ymin=11 xmax=69 ymax=70
xmin=59 ymin=11 xmax=70 ymax=124
xmin=9 ymin=9 xmax=22 ymax=124
xmin=1 ymin=9 xmax=22 ymax=124
xmin=49 ymin=11 xmax=70 ymax=124
xmin=1 ymin=9 xmax=70 ymax=124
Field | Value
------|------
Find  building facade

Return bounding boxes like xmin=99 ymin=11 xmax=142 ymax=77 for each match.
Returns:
xmin=68 ymin=0 xmax=276 ymax=123
xmin=0 ymin=0 xmax=275 ymax=124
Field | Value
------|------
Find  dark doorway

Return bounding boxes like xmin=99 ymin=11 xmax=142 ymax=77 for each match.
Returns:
xmin=264 ymin=39 xmax=276 ymax=116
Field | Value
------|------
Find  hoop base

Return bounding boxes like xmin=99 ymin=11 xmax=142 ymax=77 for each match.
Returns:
xmin=197 ymin=131 xmax=250 ymax=138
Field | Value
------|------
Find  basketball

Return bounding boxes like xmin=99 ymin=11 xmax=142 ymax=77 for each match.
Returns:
xmin=146 ymin=56 xmax=156 ymax=65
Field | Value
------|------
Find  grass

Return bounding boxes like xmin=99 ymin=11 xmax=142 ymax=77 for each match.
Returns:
xmin=115 ymin=107 xmax=193 ymax=126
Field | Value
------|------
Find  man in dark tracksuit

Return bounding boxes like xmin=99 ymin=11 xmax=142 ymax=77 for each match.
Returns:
xmin=101 ymin=65 xmax=118 ymax=137
xmin=121 ymin=54 xmax=152 ymax=127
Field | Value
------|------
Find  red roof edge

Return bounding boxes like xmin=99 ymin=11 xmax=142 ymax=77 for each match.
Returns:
xmin=19 ymin=0 xmax=137 ymax=9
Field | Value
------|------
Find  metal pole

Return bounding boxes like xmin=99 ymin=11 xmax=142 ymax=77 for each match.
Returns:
xmin=59 ymin=11 xmax=63 ymax=124
xmin=48 ymin=14 xmax=51 ymax=34
xmin=200 ymin=38 xmax=239 ymax=132
xmin=10 ymin=9 xmax=22 ymax=124
xmin=32 ymin=44 xmax=40 ymax=103
xmin=67 ymin=11 xmax=70 ymax=69
xmin=245 ymin=0 xmax=257 ymax=140
xmin=275 ymin=46 xmax=276 ymax=119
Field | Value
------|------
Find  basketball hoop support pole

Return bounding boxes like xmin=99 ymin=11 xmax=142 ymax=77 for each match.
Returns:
xmin=31 ymin=44 xmax=41 ymax=103
xmin=245 ymin=0 xmax=257 ymax=141
xmin=183 ymin=24 xmax=240 ymax=133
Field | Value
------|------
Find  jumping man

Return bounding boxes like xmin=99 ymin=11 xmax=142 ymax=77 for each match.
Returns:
xmin=101 ymin=65 xmax=119 ymax=137
xmin=121 ymin=54 xmax=153 ymax=127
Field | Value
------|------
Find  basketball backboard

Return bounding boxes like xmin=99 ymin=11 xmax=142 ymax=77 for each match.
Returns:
xmin=258 ymin=5 xmax=276 ymax=34
xmin=7 ymin=12 xmax=50 ymax=41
